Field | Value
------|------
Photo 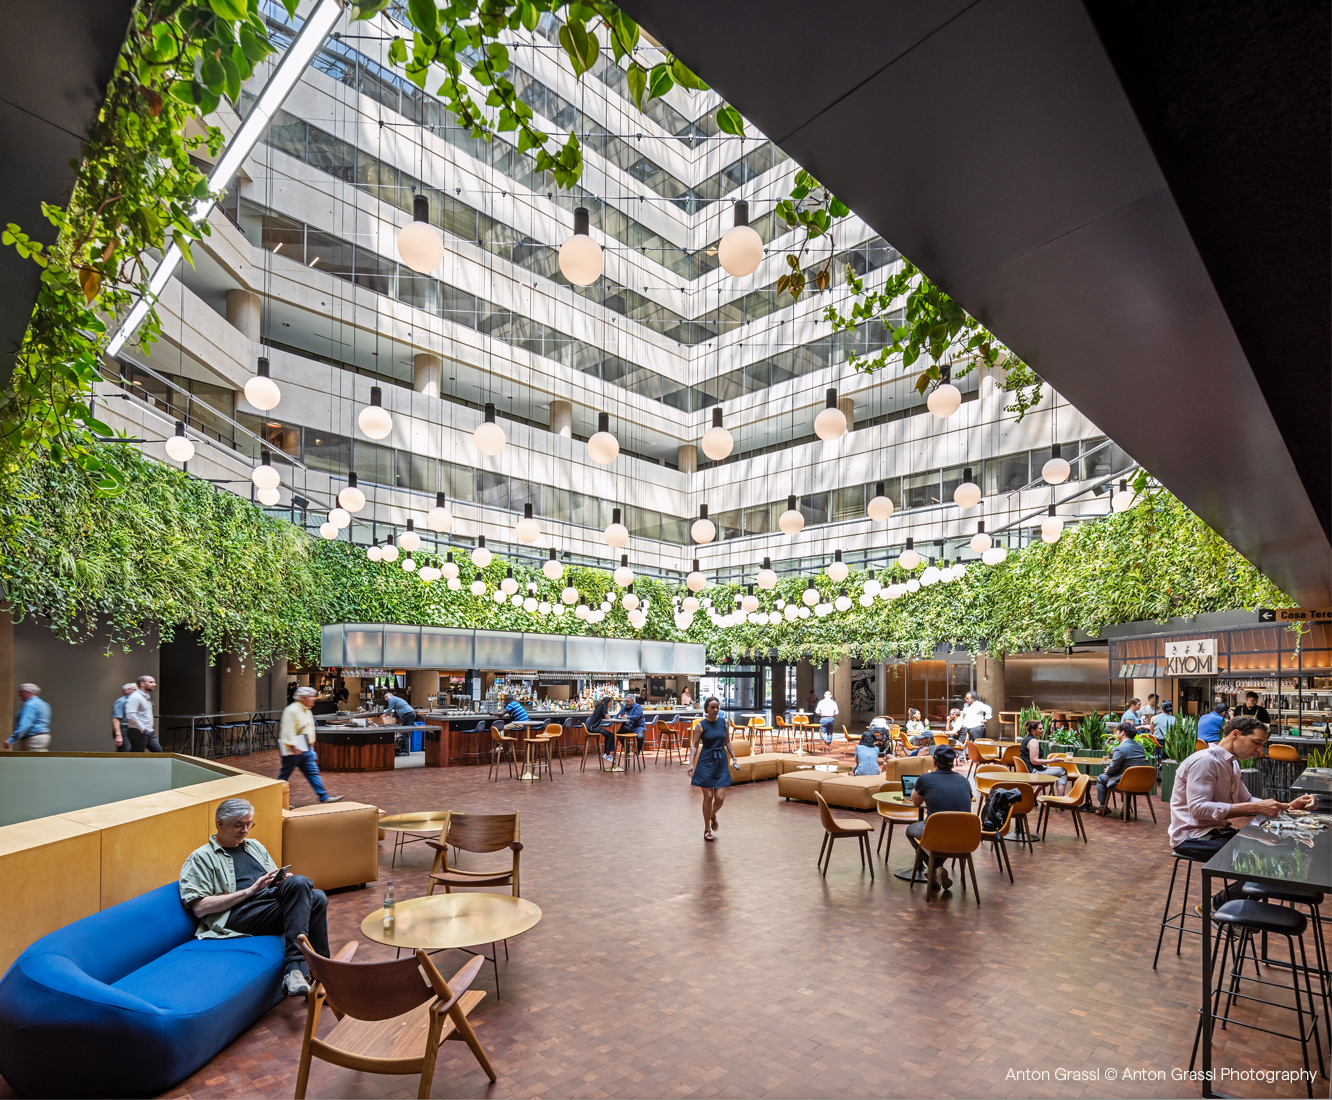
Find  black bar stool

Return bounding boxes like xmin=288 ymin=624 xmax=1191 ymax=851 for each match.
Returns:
xmin=1189 ymin=899 xmax=1325 ymax=1096
xmin=1155 ymin=851 xmax=1209 ymax=968
xmin=1241 ymin=881 xmax=1331 ymax=1036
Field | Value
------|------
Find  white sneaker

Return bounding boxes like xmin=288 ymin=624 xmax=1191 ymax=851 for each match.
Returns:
xmin=284 ymin=969 xmax=311 ymax=997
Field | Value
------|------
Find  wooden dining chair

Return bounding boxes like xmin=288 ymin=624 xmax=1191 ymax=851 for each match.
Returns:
xmin=980 ymin=800 xmax=1017 ymax=884
xmin=1014 ymin=758 xmax=1030 ymax=773
xmin=294 ymin=936 xmax=495 ymax=1100
xmin=487 ymin=724 xmax=518 ymax=781
xmin=1267 ymin=743 xmax=1301 ymax=761
xmin=875 ymin=781 xmax=918 ymax=862
xmin=1109 ymin=765 xmax=1159 ymax=822
xmin=815 ymin=791 xmax=875 ymax=879
xmin=1195 ymin=738 xmax=1208 ymax=753
xmin=999 ymin=744 xmax=1021 ymax=766
xmin=1036 ymin=773 xmax=1092 ymax=842
xmin=910 ymin=812 xmax=982 ymax=902
xmin=426 ymin=811 xmax=522 ymax=897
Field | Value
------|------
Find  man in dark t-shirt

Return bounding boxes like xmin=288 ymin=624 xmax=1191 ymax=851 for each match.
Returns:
xmin=906 ymin=747 xmax=974 ymax=890
xmin=1234 ymin=691 xmax=1271 ymax=725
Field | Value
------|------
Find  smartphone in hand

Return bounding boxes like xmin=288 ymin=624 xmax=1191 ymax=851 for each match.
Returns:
xmin=273 ymin=864 xmax=293 ymax=884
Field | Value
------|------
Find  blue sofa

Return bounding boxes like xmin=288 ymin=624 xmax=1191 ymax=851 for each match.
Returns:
xmin=0 ymin=882 xmax=284 ymax=1098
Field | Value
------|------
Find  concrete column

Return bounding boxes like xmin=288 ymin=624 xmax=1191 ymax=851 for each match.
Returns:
xmin=875 ymin=663 xmax=887 ymax=716
xmin=829 ymin=658 xmax=852 ymax=735
xmin=549 ymin=399 xmax=572 ymax=438
xmin=267 ymin=658 xmax=287 ymax=713
xmin=413 ymin=352 xmax=441 ymax=397
xmin=976 ymin=651 xmax=1006 ymax=737
xmin=677 ymin=444 xmax=698 ymax=473
xmin=220 ymin=654 xmax=257 ymax=716
xmin=0 ymin=603 xmax=12 ymax=738
xmin=838 ymin=396 xmax=855 ymax=431
xmin=408 ymin=670 xmax=439 ymax=711
xmin=225 ymin=289 xmax=261 ymax=341
xmin=771 ymin=661 xmax=787 ymax=717
xmin=795 ymin=660 xmax=814 ymax=713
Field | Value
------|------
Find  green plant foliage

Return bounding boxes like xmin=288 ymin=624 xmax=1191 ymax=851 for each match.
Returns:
xmin=0 ymin=0 xmax=290 ymax=493
xmin=0 ymin=446 xmax=1296 ymax=675
xmin=824 ymin=259 xmax=1044 ymax=421
xmin=1161 ymin=715 xmax=1197 ymax=763
xmin=773 ymin=170 xmax=851 ymax=301
xmin=1075 ymin=710 xmax=1107 ymax=751
xmin=1017 ymin=702 xmax=1042 ymax=733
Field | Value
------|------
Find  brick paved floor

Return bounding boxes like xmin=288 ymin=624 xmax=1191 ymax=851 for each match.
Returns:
xmin=5 ymin=750 xmax=1322 ymax=1099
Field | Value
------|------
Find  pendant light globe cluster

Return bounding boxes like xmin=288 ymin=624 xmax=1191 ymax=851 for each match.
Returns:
xmin=1111 ymin=478 xmax=1135 ymax=512
xmin=165 ymin=421 xmax=195 ymax=464
xmin=826 ymin=550 xmax=849 ymax=583
xmin=686 ymin=560 xmax=707 ymax=592
xmin=613 ymin=554 xmax=634 ymax=588
xmin=473 ymin=402 xmax=506 ymax=456
xmin=244 ymin=357 xmax=281 ymax=411
xmin=1042 ymin=444 xmax=1071 ymax=485
xmin=357 ymin=386 xmax=393 ymax=440
xmin=399 ymin=520 xmax=421 ymax=553
xmin=954 ymin=468 xmax=982 ymax=509
xmin=471 ymin=536 xmax=492 ymax=569
xmin=866 ymin=481 xmax=894 ymax=521
xmin=814 ymin=389 xmax=847 ymax=441
xmin=427 ymin=493 xmax=453 ymax=532
xmin=603 ymin=508 xmax=629 ymax=550
xmin=397 ymin=194 xmax=445 ymax=273
xmin=778 ymin=495 xmax=804 ymax=536
xmin=1041 ymin=505 xmax=1065 ymax=544
xmin=338 ymin=474 xmax=365 ymax=513
xmin=586 ymin=412 xmax=619 ymax=464
xmin=756 ymin=557 xmax=777 ymax=590
xmin=718 ymin=200 xmax=763 ymax=277
xmin=700 ymin=407 xmax=734 ymax=461
xmin=542 ymin=548 xmax=563 ymax=581
xmin=981 ymin=543 xmax=1009 ymax=566
xmin=251 ymin=449 xmax=280 ymax=492
xmin=969 ymin=521 xmax=992 ymax=554
xmin=927 ymin=365 xmax=962 ymax=418
xmin=559 ymin=207 xmax=603 ymax=286
xmin=514 ymin=503 xmax=540 ymax=544
xmin=691 ymin=505 xmax=716 ymax=545
xmin=897 ymin=537 xmax=921 ymax=571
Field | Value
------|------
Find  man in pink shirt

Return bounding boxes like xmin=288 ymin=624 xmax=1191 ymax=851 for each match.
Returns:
xmin=1170 ymin=716 xmax=1314 ymax=906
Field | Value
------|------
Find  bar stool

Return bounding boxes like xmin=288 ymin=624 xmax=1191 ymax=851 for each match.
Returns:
xmin=487 ymin=724 xmax=519 ymax=781
xmin=654 ymin=719 xmax=684 ymax=765
xmin=615 ymin=729 xmax=643 ymax=772
xmin=1241 ymin=881 xmax=1331 ymax=1032
xmin=1155 ymin=850 xmax=1210 ymax=968
xmin=579 ymin=724 xmax=606 ymax=772
xmin=456 ymin=721 xmax=489 ymax=767
xmin=1188 ymin=899 xmax=1323 ymax=1096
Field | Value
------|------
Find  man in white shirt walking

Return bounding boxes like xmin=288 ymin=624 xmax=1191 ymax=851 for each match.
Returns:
xmin=278 ymin=687 xmax=342 ymax=804
xmin=125 ymin=675 xmax=162 ymax=752
xmin=959 ymin=692 xmax=991 ymax=741
xmin=815 ymin=691 xmax=839 ymax=745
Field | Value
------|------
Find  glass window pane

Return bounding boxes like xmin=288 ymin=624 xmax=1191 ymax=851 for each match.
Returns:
xmin=303 ymin=429 xmax=349 ymax=475
xmin=266 ymin=109 xmax=307 ymax=161
xmin=475 ymin=471 xmax=508 ymax=509
xmin=570 ymin=492 xmax=601 ymax=528
xmin=831 ymin=486 xmax=864 ymax=522
xmin=715 ymin=509 xmax=741 ymax=541
xmin=355 ymin=152 xmax=398 ymax=206
xmin=743 ymin=505 xmax=770 ymax=536
xmin=307 ymin=128 xmax=356 ymax=182
xmin=542 ymin=486 xmax=570 ymax=521
xmin=395 ymin=451 xmax=435 ymax=492
xmin=353 ymin=441 xmax=394 ymax=486
xmin=984 ymin=453 xmax=1029 ymax=496
xmin=626 ymin=505 xmax=659 ymax=540
xmin=262 ymin=212 xmax=304 ymax=262
xmin=510 ymin=478 xmax=539 ymax=513
xmin=800 ymin=493 xmax=829 ymax=526
xmin=397 ymin=269 xmax=438 ymax=313
xmin=903 ymin=471 xmax=940 ymax=510
xmin=353 ymin=247 xmax=395 ymax=296
xmin=661 ymin=515 xmax=689 ymax=544
xmin=440 ymin=461 xmax=473 ymax=501
xmin=941 ymin=465 xmax=969 ymax=507
xmin=304 ymin=229 xmax=352 ymax=280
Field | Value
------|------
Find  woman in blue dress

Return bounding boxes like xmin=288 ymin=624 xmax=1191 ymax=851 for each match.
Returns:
xmin=852 ymin=731 xmax=881 ymax=775
xmin=688 ymin=696 xmax=738 ymax=841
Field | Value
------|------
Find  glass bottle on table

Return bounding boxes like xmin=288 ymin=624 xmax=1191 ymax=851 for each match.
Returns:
xmin=382 ymin=879 xmax=395 ymax=929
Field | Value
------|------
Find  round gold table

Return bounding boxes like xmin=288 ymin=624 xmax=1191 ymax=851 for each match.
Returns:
xmin=378 ymin=811 xmax=449 ymax=869
xmin=362 ymin=892 xmax=542 ymax=999
xmin=872 ymin=790 xmax=931 ymax=882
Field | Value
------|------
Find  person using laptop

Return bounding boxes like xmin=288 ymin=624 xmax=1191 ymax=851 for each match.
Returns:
xmin=906 ymin=747 xmax=973 ymax=890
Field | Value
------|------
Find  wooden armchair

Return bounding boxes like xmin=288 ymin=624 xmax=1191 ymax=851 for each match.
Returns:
xmin=427 ymin=811 xmax=522 ymax=897
xmin=295 ymin=936 xmax=495 ymax=1100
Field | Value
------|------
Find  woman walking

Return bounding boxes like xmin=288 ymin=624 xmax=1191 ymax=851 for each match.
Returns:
xmin=688 ymin=696 xmax=738 ymax=841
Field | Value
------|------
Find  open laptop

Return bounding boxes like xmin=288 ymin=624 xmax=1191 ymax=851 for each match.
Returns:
xmin=900 ymin=774 xmax=920 ymax=799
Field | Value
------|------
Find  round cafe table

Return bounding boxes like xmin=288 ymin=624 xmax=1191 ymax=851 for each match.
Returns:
xmin=872 ymin=790 xmax=933 ymax=882
xmin=378 ymin=811 xmax=449 ymax=869
xmin=361 ymin=892 xmax=542 ymax=999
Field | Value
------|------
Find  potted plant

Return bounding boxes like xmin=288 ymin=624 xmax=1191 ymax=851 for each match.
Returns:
xmin=1046 ymin=725 xmax=1077 ymax=761
xmin=1159 ymin=715 xmax=1198 ymax=801
xmin=1017 ymin=703 xmax=1042 ymax=743
xmin=1075 ymin=710 xmax=1108 ymax=756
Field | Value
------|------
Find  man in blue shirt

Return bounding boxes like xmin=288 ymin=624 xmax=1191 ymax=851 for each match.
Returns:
xmin=620 ymin=694 xmax=646 ymax=756
xmin=7 ymin=684 xmax=52 ymax=751
xmin=382 ymin=689 xmax=417 ymax=724
xmin=501 ymin=694 xmax=529 ymax=733
xmin=1197 ymin=702 xmax=1228 ymax=743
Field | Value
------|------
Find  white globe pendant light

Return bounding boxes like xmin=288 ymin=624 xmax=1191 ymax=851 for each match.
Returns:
xmin=500 ymin=567 xmax=519 ymax=595
xmin=448 ymin=577 xmax=462 ymax=591
xmin=586 ymin=412 xmax=620 ymax=465
xmin=778 ymin=495 xmax=804 ymax=536
xmin=256 ymin=487 xmax=280 ymax=506
xmin=542 ymin=548 xmax=564 ymax=581
xmin=399 ymin=519 xmax=421 ymax=553
xmin=515 ymin=503 xmax=540 ymax=544
xmin=628 ymin=609 xmax=646 ymax=629
xmin=622 ymin=585 xmax=640 ymax=611
xmin=801 ymin=579 xmax=820 ymax=607
xmin=318 ymin=521 xmax=337 ymax=539
xmin=251 ymin=449 xmax=280 ymax=492
xmin=380 ymin=536 xmax=400 ymax=563
xmin=897 ymin=536 xmax=920 ymax=571
xmin=834 ymin=588 xmax=852 ymax=613
xmin=561 ymin=585 xmax=578 ymax=605
xmin=419 ymin=565 xmax=438 ymax=582
xmin=471 ymin=535 xmax=492 ymax=569
xmin=920 ymin=559 xmax=940 ymax=586
xmin=397 ymin=194 xmax=444 ymax=273
xmin=1042 ymin=444 xmax=1071 ymax=485
xmin=756 ymin=557 xmax=777 ymax=590
xmin=357 ymin=385 xmax=393 ymax=440
xmin=366 ymin=539 xmax=382 ymax=562
xmin=982 ymin=544 xmax=1009 ymax=566
xmin=864 ymin=570 xmax=881 ymax=597
xmin=866 ymin=481 xmax=894 ymax=521
xmin=954 ymin=467 xmax=982 ymax=509
xmin=244 ymin=356 xmax=281 ymax=411
xmin=402 ymin=555 xmax=416 ymax=572
xmin=426 ymin=492 xmax=453 ymax=532
xmin=165 ymin=420 xmax=195 ymax=463
xmin=783 ymin=603 xmax=799 ymax=621
xmin=681 ymin=595 xmax=699 ymax=613
xmin=441 ymin=553 xmax=459 ymax=580
xmin=1041 ymin=504 xmax=1064 ymax=544
xmin=1111 ymin=478 xmax=1135 ymax=512
xmin=970 ymin=521 xmax=992 ymax=554
xmin=538 ymin=601 xmax=551 ymax=616
xmin=691 ymin=504 xmax=716 ymax=545
xmin=827 ymin=549 xmax=849 ymax=583
xmin=814 ymin=388 xmax=847 ymax=441
xmin=686 ymin=559 xmax=706 ymax=592
xmin=329 ymin=507 xmax=351 ymax=529
xmin=885 ymin=584 xmax=902 ymax=599
xmin=493 ymin=590 xmax=507 ymax=605
xmin=741 ymin=585 xmax=759 ymax=613
xmin=473 ymin=402 xmax=506 ymax=456
xmin=675 ymin=611 xmax=694 ymax=630
xmin=574 ymin=601 xmax=589 ymax=621
xmin=603 ymin=507 xmax=629 ymax=550
xmin=613 ymin=554 xmax=634 ymax=587
xmin=338 ymin=473 xmax=365 ymax=513
xmin=558 ymin=206 xmax=602 ymax=286
xmin=718 ymin=199 xmax=763 ymax=277
xmin=470 ymin=579 xmax=487 ymax=596
xmin=700 ymin=406 xmax=734 ymax=461
xmin=927 ymin=365 xmax=961 ymax=418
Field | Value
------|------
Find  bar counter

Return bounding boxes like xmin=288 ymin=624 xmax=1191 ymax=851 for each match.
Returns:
xmin=312 ymin=728 xmax=397 ymax=772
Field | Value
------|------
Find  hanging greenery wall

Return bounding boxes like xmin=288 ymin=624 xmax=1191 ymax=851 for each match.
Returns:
xmin=0 ymin=445 xmax=1292 ymax=671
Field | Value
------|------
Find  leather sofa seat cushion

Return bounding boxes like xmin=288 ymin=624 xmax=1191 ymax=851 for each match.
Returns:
xmin=819 ymin=775 xmax=890 ymax=811
xmin=773 ymin=754 xmax=837 ymax=774
xmin=776 ymin=771 xmax=833 ymax=802
xmin=283 ymin=801 xmax=380 ymax=892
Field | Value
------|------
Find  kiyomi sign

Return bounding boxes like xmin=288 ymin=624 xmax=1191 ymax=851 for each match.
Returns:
xmin=1165 ymin=639 xmax=1215 ymax=675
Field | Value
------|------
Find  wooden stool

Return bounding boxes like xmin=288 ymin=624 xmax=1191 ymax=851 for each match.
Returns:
xmin=615 ymin=730 xmax=642 ymax=772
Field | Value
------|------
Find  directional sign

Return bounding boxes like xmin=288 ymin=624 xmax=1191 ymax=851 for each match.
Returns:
xmin=1259 ymin=608 xmax=1332 ymax=623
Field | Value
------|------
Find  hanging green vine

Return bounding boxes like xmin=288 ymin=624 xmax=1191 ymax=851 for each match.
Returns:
xmin=0 ymin=0 xmax=293 ymax=495
xmin=0 ymin=445 xmax=1293 ymax=672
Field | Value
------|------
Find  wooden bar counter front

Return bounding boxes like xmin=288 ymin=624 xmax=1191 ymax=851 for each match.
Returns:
xmin=313 ymin=729 xmax=396 ymax=772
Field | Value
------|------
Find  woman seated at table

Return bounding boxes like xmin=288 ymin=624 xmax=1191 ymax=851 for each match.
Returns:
xmin=588 ymin=695 xmax=613 ymax=762
xmin=852 ymin=731 xmax=881 ymax=775
xmin=1020 ymin=719 xmax=1068 ymax=790
xmin=905 ymin=708 xmax=929 ymax=747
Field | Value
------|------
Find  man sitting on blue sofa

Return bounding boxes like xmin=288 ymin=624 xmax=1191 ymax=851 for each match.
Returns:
xmin=179 ymin=797 xmax=329 ymax=997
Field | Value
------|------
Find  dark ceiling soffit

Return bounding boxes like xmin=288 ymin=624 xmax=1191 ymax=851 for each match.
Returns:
xmin=619 ymin=0 xmax=1330 ymax=606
